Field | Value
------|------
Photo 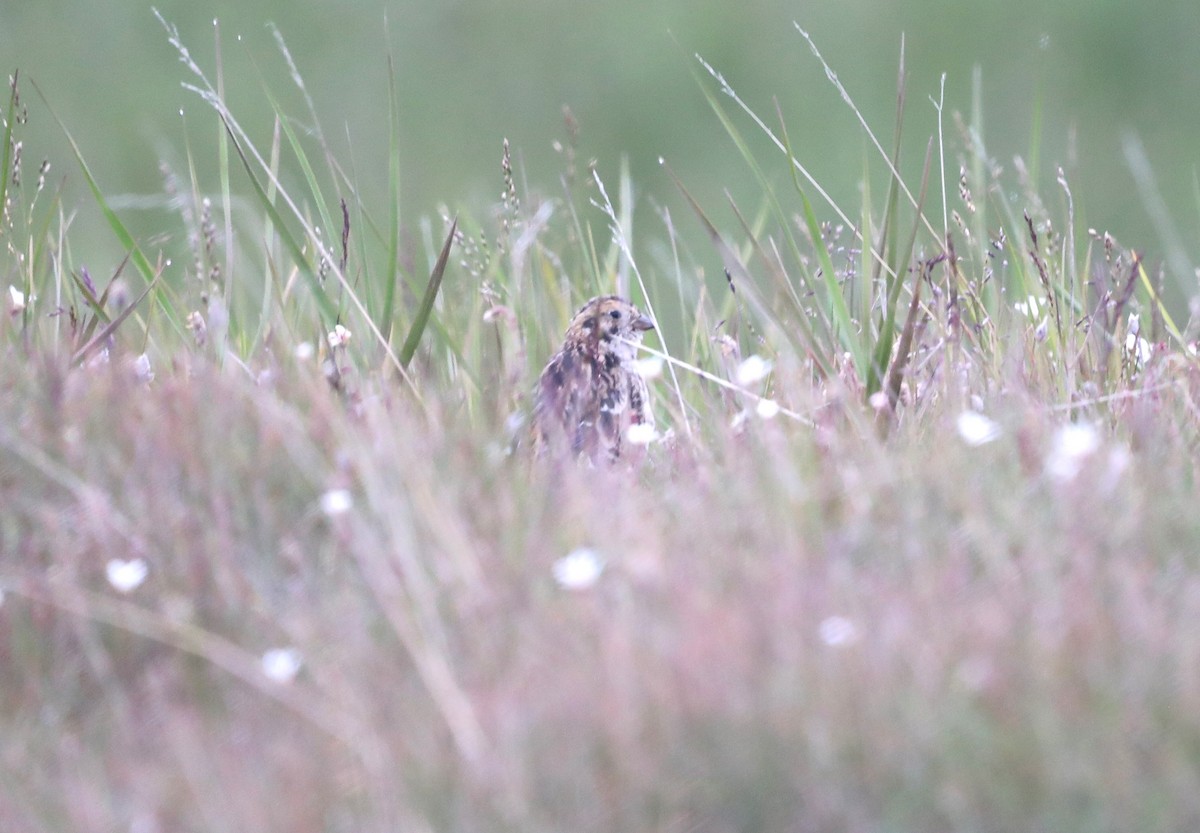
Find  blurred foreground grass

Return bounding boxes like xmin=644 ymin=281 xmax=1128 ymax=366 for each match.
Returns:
xmin=4 ymin=20 xmax=1200 ymax=833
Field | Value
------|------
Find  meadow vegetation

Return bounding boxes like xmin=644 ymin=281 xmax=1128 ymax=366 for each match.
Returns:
xmin=3 ymin=20 xmax=1200 ymax=833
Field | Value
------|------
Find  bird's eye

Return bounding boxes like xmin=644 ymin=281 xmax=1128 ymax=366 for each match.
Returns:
xmin=609 ymin=309 xmax=622 ymax=319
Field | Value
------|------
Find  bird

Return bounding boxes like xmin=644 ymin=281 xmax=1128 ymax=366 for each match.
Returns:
xmin=533 ymin=295 xmax=656 ymax=463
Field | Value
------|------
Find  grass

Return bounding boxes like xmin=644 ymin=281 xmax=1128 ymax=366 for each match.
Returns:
xmin=4 ymin=19 xmax=1200 ymax=833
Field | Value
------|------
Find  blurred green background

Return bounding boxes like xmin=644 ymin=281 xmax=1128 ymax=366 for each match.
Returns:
xmin=4 ymin=0 xmax=1200 ymax=297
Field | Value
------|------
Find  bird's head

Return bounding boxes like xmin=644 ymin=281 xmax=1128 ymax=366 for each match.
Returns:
xmin=564 ymin=295 xmax=654 ymax=361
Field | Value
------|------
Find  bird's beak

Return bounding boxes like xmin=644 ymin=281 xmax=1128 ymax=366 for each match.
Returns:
xmin=633 ymin=313 xmax=655 ymax=332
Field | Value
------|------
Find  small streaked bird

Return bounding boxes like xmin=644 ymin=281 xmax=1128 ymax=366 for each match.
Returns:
xmin=533 ymin=295 xmax=656 ymax=463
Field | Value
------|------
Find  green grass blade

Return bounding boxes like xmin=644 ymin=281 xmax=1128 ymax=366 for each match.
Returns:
xmin=1138 ymin=257 xmax=1184 ymax=345
xmin=382 ymin=51 xmax=402 ymax=341
xmin=221 ymin=117 xmax=338 ymax=327
xmin=722 ymin=190 xmax=834 ymax=377
xmin=266 ymin=89 xmax=339 ymax=271
xmin=398 ymin=217 xmax=456 ymax=368
xmin=0 ymin=73 xmax=17 ymax=236
xmin=869 ymin=138 xmax=933 ymax=395
xmin=33 ymin=82 xmax=157 ymax=288
xmin=688 ymin=61 xmax=813 ymax=288
xmin=882 ymin=257 xmax=926 ymax=414
xmin=659 ymin=163 xmax=757 ymax=307
xmin=775 ymin=105 xmax=866 ymax=380
xmin=69 ymin=255 xmax=129 ymax=346
xmin=870 ymin=41 xmax=908 ymax=299
xmin=71 ymin=271 xmax=160 ymax=366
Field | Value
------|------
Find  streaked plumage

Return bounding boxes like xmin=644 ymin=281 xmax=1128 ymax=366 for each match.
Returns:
xmin=533 ymin=295 xmax=655 ymax=463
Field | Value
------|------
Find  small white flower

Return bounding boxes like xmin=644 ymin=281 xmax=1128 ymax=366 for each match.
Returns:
xmin=261 ymin=647 xmax=303 ymax=683
xmin=505 ymin=411 xmax=526 ymax=435
xmin=818 ymin=615 xmax=859 ymax=647
xmin=482 ymin=305 xmax=513 ymax=324
xmin=735 ymin=354 xmax=773 ymax=386
xmin=755 ymin=398 xmax=781 ymax=420
xmin=327 ymin=324 xmax=352 ymax=348
xmin=868 ymin=391 xmax=889 ymax=411
xmin=105 ymin=558 xmax=148 ymax=593
xmin=625 ymin=422 xmax=659 ymax=446
xmin=294 ymin=341 xmax=315 ymax=360
xmin=319 ymin=489 xmax=353 ymax=516
xmin=132 ymin=353 xmax=154 ymax=383
xmin=1100 ymin=444 xmax=1133 ymax=493
xmin=1014 ymin=295 xmax=1045 ymax=318
xmin=632 ymin=356 xmax=663 ymax=379
xmin=8 ymin=285 xmax=26 ymax=313
xmin=712 ymin=333 xmax=738 ymax=358
xmin=1034 ymin=316 xmax=1049 ymax=342
xmin=553 ymin=547 xmax=604 ymax=590
xmin=1046 ymin=422 xmax=1101 ymax=482
xmin=87 ymin=348 xmax=111 ymax=369
xmin=956 ymin=410 xmax=1002 ymax=446
xmin=1125 ymin=332 xmax=1152 ymax=367
xmin=185 ymin=311 xmax=208 ymax=346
